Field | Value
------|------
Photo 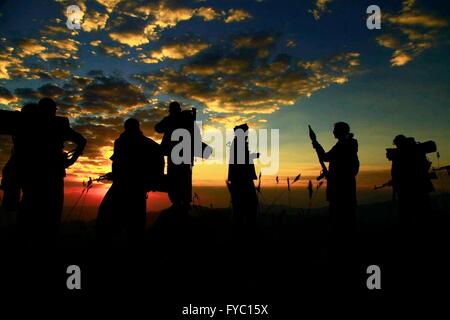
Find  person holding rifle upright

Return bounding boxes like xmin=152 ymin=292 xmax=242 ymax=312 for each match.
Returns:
xmin=227 ymin=124 xmax=259 ymax=230
xmin=308 ymin=122 xmax=359 ymax=240
xmin=96 ymin=118 xmax=163 ymax=246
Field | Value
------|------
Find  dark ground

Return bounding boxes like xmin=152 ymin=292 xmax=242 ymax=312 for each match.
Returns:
xmin=0 ymin=194 xmax=449 ymax=316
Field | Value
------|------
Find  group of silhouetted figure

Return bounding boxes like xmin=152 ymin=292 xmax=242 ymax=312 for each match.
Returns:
xmin=0 ymin=98 xmax=440 ymax=248
xmin=1 ymin=98 xmax=86 ymax=246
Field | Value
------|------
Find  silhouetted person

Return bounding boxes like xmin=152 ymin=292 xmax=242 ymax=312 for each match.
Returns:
xmin=387 ymin=135 xmax=435 ymax=230
xmin=1 ymin=149 xmax=20 ymax=211
xmin=310 ymin=122 xmax=359 ymax=287
xmin=227 ymin=124 xmax=259 ymax=227
xmin=155 ymin=101 xmax=197 ymax=211
xmin=97 ymin=118 xmax=163 ymax=246
xmin=13 ymin=98 xmax=86 ymax=246
xmin=310 ymin=122 xmax=359 ymax=237
xmin=1 ymin=104 xmax=41 ymax=212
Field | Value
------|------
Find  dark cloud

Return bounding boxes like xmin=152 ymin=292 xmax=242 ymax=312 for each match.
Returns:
xmin=38 ymin=84 xmax=65 ymax=97
xmin=376 ymin=0 xmax=449 ymax=66
xmin=80 ymin=74 xmax=148 ymax=113
xmin=14 ymin=88 xmax=41 ymax=102
xmin=133 ymin=32 xmax=360 ymax=126
xmin=90 ymin=40 xmax=130 ymax=58
xmin=138 ymin=34 xmax=210 ymax=63
xmin=0 ymin=86 xmax=17 ymax=105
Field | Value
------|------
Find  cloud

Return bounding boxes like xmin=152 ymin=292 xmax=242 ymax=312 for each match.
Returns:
xmin=108 ymin=15 xmax=155 ymax=47
xmin=13 ymin=72 xmax=149 ymax=115
xmin=310 ymin=0 xmax=333 ymax=21
xmin=207 ymin=114 xmax=257 ymax=129
xmin=44 ymin=1 xmax=253 ymax=51
xmin=49 ymin=68 xmax=72 ymax=79
xmin=151 ymin=5 xmax=197 ymax=29
xmin=0 ymin=86 xmax=18 ymax=105
xmin=90 ymin=40 xmax=129 ymax=58
xmin=0 ymin=0 xmax=84 ymax=81
xmin=14 ymin=88 xmax=42 ymax=101
xmin=40 ymin=19 xmax=76 ymax=37
xmin=233 ymin=31 xmax=277 ymax=57
xmin=376 ymin=1 xmax=449 ymax=67
xmin=72 ymin=116 xmax=123 ymax=159
xmin=390 ymin=50 xmax=413 ymax=67
xmin=38 ymin=83 xmax=66 ymax=97
xmin=141 ymin=38 xmax=210 ymax=63
xmin=0 ymin=38 xmax=79 ymax=81
xmin=376 ymin=34 xmax=401 ymax=49
xmin=5 ymin=35 xmax=80 ymax=65
xmin=195 ymin=7 xmax=221 ymax=21
xmin=42 ymin=39 xmax=80 ymax=58
xmin=286 ymin=39 xmax=297 ymax=48
xmin=224 ymin=9 xmax=252 ymax=23
xmin=77 ymin=73 xmax=149 ymax=114
xmin=0 ymin=47 xmax=23 ymax=79
xmin=82 ymin=10 xmax=109 ymax=32
xmin=387 ymin=11 xmax=448 ymax=28
xmin=182 ymin=56 xmax=251 ymax=76
xmin=133 ymin=33 xmax=360 ymax=127
xmin=109 ymin=31 xmax=151 ymax=47
xmin=95 ymin=0 xmax=121 ymax=13
xmin=106 ymin=2 xmax=229 ymax=48
xmin=16 ymin=39 xmax=47 ymax=57
xmin=0 ymin=40 xmax=59 ymax=81
xmin=233 ymin=32 xmax=277 ymax=49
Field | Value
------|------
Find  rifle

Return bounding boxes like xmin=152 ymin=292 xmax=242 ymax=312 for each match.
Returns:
xmin=308 ymin=125 xmax=329 ymax=181
xmin=374 ymin=181 xmax=392 ymax=190
xmin=89 ymin=172 xmax=169 ymax=192
xmin=433 ymin=165 xmax=450 ymax=175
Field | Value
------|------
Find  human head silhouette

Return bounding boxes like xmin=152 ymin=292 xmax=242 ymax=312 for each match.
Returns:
xmin=124 ymin=118 xmax=141 ymax=134
xmin=169 ymin=101 xmax=181 ymax=116
xmin=233 ymin=123 xmax=249 ymax=133
xmin=333 ymin=122 xmax=352 ymax=140
xmin=38 ymin=97 xmax=57 ymax=117
xmin=233 ymin=124 xmax=249 ymax=141
xmin=393 ymin=134 xmax=407 ymax=147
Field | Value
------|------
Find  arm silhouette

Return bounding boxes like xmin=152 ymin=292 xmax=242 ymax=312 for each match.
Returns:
xmin=64 ymin=126 xmax=87 ymax=167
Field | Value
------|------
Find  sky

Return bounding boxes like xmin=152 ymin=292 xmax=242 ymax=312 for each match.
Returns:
xmin=0 ymin=0 xmax=449 ymax=206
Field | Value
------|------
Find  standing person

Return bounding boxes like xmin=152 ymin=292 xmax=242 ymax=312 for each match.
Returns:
xmin=154 ymin=101 xmax=197 ymax=211
xmin=227 ymin=124 xmax=259 ymax=228
xmin=96 ymin=118 xmax=163 ymax=246
xmin=1 ymin=103 xmax=44 ymax=212
xmin=309 ymin=122 xmax=359 ymax=237
xmin=388 ymin=135 xmax=435 ymax=230
xmin=309 ymin=122 xmax=359 ymax=288
xmin=13 ymin=98 xmax=86 ymax=246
